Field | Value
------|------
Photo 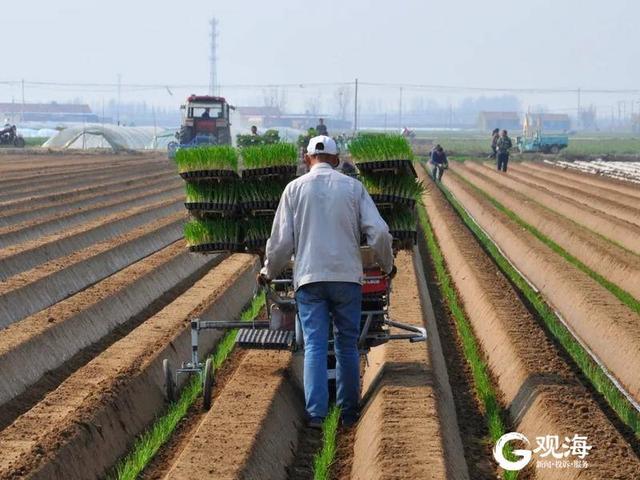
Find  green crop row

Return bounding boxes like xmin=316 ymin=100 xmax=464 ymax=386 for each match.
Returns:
xmin=312 ymin=405 xmax=341 ymax=480
xmin=185 ymin=180 xmax=286 ymax=205
xmin=175 ymin=146 xmax=239 ymax=172
xmin=237 ymin=179 xmax=288 ymax=204
xmin=383 ymin=206 xmax=416 ymax=232
xmin=185 ymin=182 xmax=238 ymax=204
xmin=348 ymin=134 xmax=414 ymax=162
xmin=361 ymin=173 xmax=425 ymax=200
xmin=183 ymin=218 xmax=241 ymax=245
xmin=175 ymin=143 xmax=297 ymax=173
xmin=445 ymin=173 xmax=640 ymax=436
xmin=417 ymin=202 xmax=517 ymax=479
xmin=241 ymin=143 xmax=298 ymax=169
xmin=244 ymin=217 xmax=273 ymax=242
xmin=109 ymin=293 xmax=266 ymax=480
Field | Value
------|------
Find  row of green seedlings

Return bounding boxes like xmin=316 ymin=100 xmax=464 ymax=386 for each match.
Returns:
xmin=348 ymin=133 xmax=414 ymax=163
xmin=185 ymin=179 xmax=288 ymax=208
xmin=360 ymin=173 xmax=425 ymax=204
xmin=417 ymin=202 xmax=519 ymax=480
xmin=110 ymin=293 xmax=266 ymax=480
xmin=184 ymin=216 xmax=272 ymax=250
xmin=175 ymin=143 xmax=297 ymax=173
xmin=449 ymin=170 xmax=640 ymax=435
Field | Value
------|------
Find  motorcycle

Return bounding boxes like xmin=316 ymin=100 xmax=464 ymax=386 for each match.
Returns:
xmin=0 ymin=125 xmax=26 ymax=148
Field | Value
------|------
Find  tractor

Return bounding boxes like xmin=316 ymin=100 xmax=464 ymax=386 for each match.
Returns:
xmin=168 ymin=95 xmax=234 ymax=159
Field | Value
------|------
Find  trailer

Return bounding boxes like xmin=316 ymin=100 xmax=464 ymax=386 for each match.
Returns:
xmin=517 ymin=132 xmax=569 ymax=154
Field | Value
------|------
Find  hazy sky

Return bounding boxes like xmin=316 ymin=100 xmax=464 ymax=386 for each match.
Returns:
xmin=2 ymin=0 xmax=639 ymax=110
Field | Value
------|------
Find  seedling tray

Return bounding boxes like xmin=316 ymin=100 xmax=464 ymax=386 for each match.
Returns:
xmin=370 ymin=194 xmax=416 ymax=209
xmin=241 ymin=165 xmax=297 ymax=179
xmin=239 ymin=200 xmax=280 ymax=212
xmin=355 ymin=159 xmax=416 ymax=178
xmin=390 ymin=229 xmax=417 ymax=242
xmin=189 ymin=242 xmax=244 ymax=253
xmin=245 ymin=238 xmax=269 ymax=250
xmin=180 ymin=170 xmax=239 ymax=181
xmin=184 ymin=202 xmax=238 ymax=214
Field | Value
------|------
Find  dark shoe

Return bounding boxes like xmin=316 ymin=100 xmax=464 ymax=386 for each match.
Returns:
xmin=307 ymin=416 xmax=324 ymax=429
xmin=341 ymin=416 xmax=359 ymax=429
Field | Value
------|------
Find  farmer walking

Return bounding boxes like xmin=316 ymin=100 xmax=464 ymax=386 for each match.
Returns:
xmin=496 ymin=129 xmax=513 ymax=172
xmin=489 ymin=128 xmax=500 ymax=159
xmin=258 ymin=135 xmax=394 ymax=428
xmin=430 ymin=144 xmax=449 ymax=182
xmin=315 ymin=118 xmax=328 ymax=136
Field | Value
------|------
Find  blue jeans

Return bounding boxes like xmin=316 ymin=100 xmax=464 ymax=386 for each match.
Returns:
xmin=295 ymin=282 xmax=362 ymax=421
xmin=497 ymin=152 xmax=509 ymax=172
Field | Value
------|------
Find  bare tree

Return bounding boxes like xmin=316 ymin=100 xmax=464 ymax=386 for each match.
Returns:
xmin=333 ymin=86 xmax=352 ymax=120
xmin=305 ymin=93 xmax=322 ymax=116
xmin=262 ymin=87 xmax=287 ymax=113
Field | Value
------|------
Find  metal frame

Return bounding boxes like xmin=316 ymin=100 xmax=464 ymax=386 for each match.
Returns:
xmin=170 ymin=275 xmax=427 ymax=386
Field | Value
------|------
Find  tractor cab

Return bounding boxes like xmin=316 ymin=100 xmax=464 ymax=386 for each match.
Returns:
xmin=169 ymin=95 xmax=234 ymax=158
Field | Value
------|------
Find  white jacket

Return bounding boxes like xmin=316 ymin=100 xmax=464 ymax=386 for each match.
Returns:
xmin=261 ymin=162 xmax=394 ymax=290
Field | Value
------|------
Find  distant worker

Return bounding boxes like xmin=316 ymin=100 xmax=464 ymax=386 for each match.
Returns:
xmin=489 ymin=128 xmax=500 ymax=159
xmin=496 ymin=129 xmax=513 ymax=172
xmin=251 ymin=125 xmax=259 ymax=136
xmin=201 ymin=108 xmax=211 ymax=119
xmin=430 ymin=144 xmax=448 ymax=182
xmin=258 ymin=135 xmax=394 ymax=429
xmin=315 ymin=118 xmax=328 ymax=136
xmin=339 ymin=159 xmax=357 ymax=176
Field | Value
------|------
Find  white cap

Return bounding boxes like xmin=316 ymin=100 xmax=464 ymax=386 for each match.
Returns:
xmin=306 ymin=135 xmax=338 ymax=156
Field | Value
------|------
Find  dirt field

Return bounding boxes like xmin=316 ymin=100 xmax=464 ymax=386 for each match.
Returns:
xmin=0 ymin=152 xmax=638 ymax=479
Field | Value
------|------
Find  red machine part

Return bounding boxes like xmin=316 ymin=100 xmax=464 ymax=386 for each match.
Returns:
xmin=187 ymin=94 xmax=226 ymax=103
xmin=362 ymin=267 xmax=389 ymax=296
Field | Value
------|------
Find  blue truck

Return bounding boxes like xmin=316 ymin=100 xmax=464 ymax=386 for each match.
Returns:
xmin=516 ymin=132 xmax=569 ymax=154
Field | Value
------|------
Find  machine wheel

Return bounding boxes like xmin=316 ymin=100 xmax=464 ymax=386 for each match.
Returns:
xmin=163 ymin=359 xmax=176 ymax=403
xmin=167 ymin=141 xmax=178 ymax=160
xmin=202 ymin=358 xmax=214 ymax=410
xmin=550 ymin=145 xmax=560 ymax=154
xmin=178 ymin=126 xmax=193 ymax=145
xmin=14 ymin=137 xmax=25 ymax=148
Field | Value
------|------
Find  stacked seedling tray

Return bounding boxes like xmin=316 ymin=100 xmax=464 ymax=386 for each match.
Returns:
xmin=176 ymin=146 xmax=243 ymax=252
xmin=238 ymin=144 xmax=297 ymax=252
xmin=349 ymin=134 xmax=422 ymax=250
xmin=176 ymin=144 xmax=297 ymax=254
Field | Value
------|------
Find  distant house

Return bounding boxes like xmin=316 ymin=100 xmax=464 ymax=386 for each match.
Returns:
xmin=525 ymin=113 xmax=571 ymax=133
xmin=0 ymin=102 xmax=98 ymax=123
xmin=477 ymin=112 xmax=521 ymax=132
xmin=236 ymin=106 xmax=351 ymax=132
xmin=236 ymin=106 xmax=282 ymax=127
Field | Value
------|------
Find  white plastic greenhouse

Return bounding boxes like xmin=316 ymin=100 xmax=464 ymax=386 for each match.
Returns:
xmin=43 ymin=125 xmax=167 ymax=151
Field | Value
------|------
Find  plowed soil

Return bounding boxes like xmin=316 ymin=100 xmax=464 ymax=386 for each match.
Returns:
xmin=506 ymin=164 xmax=640 ymax=227
xmin=453 ymin=163 xmax=640 ymax=301
xmin=424 ymin=166 xmax=640 ymax=479
xmin=467 ymin=162 xmax=640 ymax=256
xmin=443 ymin=170 xmax=640 ymax=406
xmin=519 ymin=162 xmax=640 ymax=207
xmin=522 ymin=161 xmax=640 ymax=201
xmin=1 ymin=151 xmax=638 ymax=479
xmin=0 ymin=254 xmax=256 ymax=479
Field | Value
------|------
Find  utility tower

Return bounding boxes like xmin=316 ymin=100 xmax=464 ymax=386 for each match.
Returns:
xmin=209 ymin=17 xmax=218 ymax=96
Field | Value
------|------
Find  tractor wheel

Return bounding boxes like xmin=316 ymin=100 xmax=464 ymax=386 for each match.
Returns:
xmin=163 ymin=359 xmax=176 ymax=403
xmin=217 ymin=129 xmax=231 ymax=146
xmin=550 ymin=145 xmax=560 ymax=154
xmin=14 ymin=137 xmax=25 ymax=148
xmin=167 ymin=141 xmax=178 ymax=159
xmin=178 ymin=126 xmax=193 ymax=145
xmin=202 ymin=358 xmax=214 ymax=410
